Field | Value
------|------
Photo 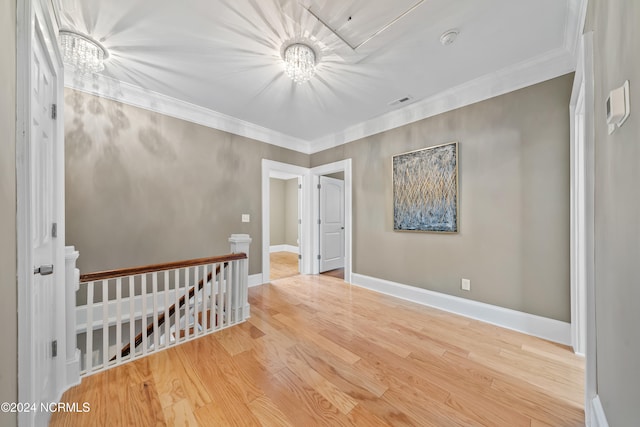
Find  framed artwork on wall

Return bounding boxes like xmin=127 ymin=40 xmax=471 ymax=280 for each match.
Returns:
xmin=392 ymin=142 xmax=458 ymax=233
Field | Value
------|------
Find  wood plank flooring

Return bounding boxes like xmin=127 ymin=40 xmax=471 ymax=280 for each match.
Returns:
xmin=269 ymin=252 xmax=299 ymax=280
xmin=51 ymin=274 xmax=584 ymax=426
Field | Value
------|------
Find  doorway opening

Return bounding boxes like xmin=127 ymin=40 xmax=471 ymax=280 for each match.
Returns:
xmin=311 ymin=159 xmax=353 ymax=283
xmin=261 ymin=159 xmax=352 ymax=284
xmin=268 ymin=172 xmax=302 ymax=281
xmin=318 ymin=172 xmax=345 ymax=280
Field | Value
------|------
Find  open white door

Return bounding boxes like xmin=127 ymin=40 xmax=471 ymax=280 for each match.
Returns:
xmin=297 ymin=177 xmax=303 ymax=273
xmin=17 ymin=3 xmax=65 ymax=424
xmin=319 ymin=176 xmax=344 ymax=272
xmin=31 ymin=23 xmax=60 ymax=425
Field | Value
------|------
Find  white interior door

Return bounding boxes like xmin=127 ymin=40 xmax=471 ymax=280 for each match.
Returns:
xmin=297 ymin=177 xmax=302 ymax=273
xmin=319 ymin=176 xmax=344 ymax=272
xmin=31 ymin=27 xmax=58 ymax=418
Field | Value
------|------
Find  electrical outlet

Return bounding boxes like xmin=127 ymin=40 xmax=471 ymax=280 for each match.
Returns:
xmin=461 ymin=278 xmax=471 ymax=291
xmin=242 ymin=214 xmax=250 ymax=223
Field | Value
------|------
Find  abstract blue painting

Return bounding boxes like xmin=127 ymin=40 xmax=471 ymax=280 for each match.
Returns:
xmin=393 ymin=142 xmax=458 ymax=232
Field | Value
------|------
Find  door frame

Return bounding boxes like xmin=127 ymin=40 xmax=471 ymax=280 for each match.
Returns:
xmin=569 ymin=31 xmax=597 ymax=423
xmin=16 ymin=0 xmax=67 ymax=422
xmin=261 ymin=159 xmax=353 ymax=283
xmin=311 ymin=159 xmax=353 ymax=282
xmin=261 ymin=160 xmax=312 ymax=281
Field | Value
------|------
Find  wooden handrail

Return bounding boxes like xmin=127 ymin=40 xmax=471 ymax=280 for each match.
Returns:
xmin=80 ymin=253 xmax=247 ymax=282
xmin=115 ymin=262 xmax=227 ymax=360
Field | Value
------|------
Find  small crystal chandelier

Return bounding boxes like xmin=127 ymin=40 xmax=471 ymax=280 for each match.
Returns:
xmin=283 ymin=43 xmax=316 ymax=84
xmin=59 ymin=30 xmax=109 ymax=75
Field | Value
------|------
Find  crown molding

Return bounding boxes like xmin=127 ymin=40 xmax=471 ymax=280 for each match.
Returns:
xmin=65 ymin=40 xmax=579 ymax=157
xmin=64 ymin=70 xmax=312 ymax=154
xmin=309 ymin=47 xmax=575 ymax=154
xmin=563 ymin=0 xmax=588 ymax=58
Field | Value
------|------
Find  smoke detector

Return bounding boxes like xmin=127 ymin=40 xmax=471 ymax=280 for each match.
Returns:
xmin=440 ymin=29 xmax=459 ymax=46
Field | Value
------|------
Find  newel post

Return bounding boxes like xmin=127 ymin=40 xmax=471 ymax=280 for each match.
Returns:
xmin=64 ymin=246 xmax=81 ymax=387
xmin=229 ymin=234 xmax=252 ymax=320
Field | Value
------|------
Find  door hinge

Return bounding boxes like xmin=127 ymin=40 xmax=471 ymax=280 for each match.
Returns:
xmin=34 ymin=265 xmax=54 ymax=275
xmin=51 ymin=104 xmax=57 ymax=120
xmin=298 ymin=184 xmax=302 ymax=189
xmin=51 ymin=340 xmax=58 ymax=358
xmin=318 ymin=219 xmax=321 ymax=225
xmin=298 ymin=254 xmax=302 ymax=260
xmin=317 ymin=184 xmax=321 ymax=189
xmin=317 ymin=254 xmax=321 ymax=260
xmin=52 ymin=222 xmax=57 ymax=238
xmin=298 ymin=219 xmax=302 ymax=224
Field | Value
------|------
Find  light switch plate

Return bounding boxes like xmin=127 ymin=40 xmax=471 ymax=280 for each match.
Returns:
xmin=461 ymin=278 xmax=471 ymax=291
xmin=242 ymin=214 xmax=250 ymax=223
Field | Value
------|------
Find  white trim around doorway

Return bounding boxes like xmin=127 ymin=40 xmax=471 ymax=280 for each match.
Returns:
xmin=311 ymin=159 xmax=353 ymax=283
xmin=261 ymin=159 xmax=353 ymax=284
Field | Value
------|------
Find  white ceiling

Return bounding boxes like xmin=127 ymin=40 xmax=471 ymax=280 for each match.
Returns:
xmin=56 ymin=0 xmax=583 ymax=152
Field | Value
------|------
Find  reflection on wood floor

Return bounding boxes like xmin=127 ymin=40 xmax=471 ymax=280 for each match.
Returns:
xmin=51 ymin=273 xmax=585 ymax=427
xmin=271 ymin=250 xmax=344 ymax=281
xmin=321 ymin=267 xmax=344 ymax=280
xmin=270 ymin=251 xmax=299 ymax=280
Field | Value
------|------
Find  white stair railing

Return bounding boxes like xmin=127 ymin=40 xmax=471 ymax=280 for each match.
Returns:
xmin=74 ymin=243 xmax=250 ymax=376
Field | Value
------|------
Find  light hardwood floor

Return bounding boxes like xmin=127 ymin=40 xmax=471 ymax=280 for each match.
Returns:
xmin=270 ymin=251 xmax=299 ymax=280
xmin=51 ymin=274 xmax=584 ymax=426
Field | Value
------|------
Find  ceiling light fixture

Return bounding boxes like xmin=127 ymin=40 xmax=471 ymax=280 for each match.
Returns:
xmin=59 ymin=30 xmax=109 ymax=75
xmin=283 ymin=43 xmax=316 ymax=84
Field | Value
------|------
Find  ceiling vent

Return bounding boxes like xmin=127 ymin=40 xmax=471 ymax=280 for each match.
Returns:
xmin=388 ymin=95 xmax=413 ymax=107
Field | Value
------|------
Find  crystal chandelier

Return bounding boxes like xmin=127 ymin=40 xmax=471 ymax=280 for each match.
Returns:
xmin=59 ymin=30 xmax=109 ymax=75
xmin=283 ymin=43 xmax=316 ymax=84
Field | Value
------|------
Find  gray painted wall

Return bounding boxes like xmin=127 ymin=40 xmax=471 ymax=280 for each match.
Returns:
xmin=589 ymin=0 xmax=640 ymax=424
xmin=312 ymin=74 xmax=573 ymax=322
xmin=0 ymin=0 xmax=17 ymax=425
xmin=284 ymin=178 xmax=298 ymax=247
xmin=64 ymin=89 xmax=309 ymax=276
xmin=269 ymin=178 xmax=286 ymax=245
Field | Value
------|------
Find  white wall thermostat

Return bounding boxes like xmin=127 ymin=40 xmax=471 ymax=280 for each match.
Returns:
xmin=606 ymin=80 xmax=630 ymax=135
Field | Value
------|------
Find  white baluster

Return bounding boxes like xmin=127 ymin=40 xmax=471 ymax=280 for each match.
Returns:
xmin=240 ymin=258 xmax=247 ymax=320
xmin=152 ymin=272 xmax=159 ymax=351
xmin=102 ymin=280 xmax=108 ymax=370
xmin=128 ymin=276 xmax=135 ymax=359
xmin=115 ymin=277 xmax=122 ymax=365
xmin=164 ymin=270 xmax=170 ymax=348
xmin=213 ymin=263 xmax=218 ymax=330
xmin=226 ymin=262 xmax=233 ymax=326
xmin=141 ymin=274 xmax=148 ymax=355
xmin=194 ymin=265 xmax=200 ymax=337
xmin=202 ymin=264 xmax=209 ymax=331
xmin=86 ymin=281 xmax=94 ymax=373
xmin=185 ymin=267 xmax=190 ymax=340
xmin=218 ymin=264 xmax=224 ymax=328
xmin=174 ymin=269 xmax=180 ymax=342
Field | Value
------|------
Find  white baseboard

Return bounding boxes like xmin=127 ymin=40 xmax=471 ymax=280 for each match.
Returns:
xmin=591 ymin=395 xmax=609 ymax=427
xmin=350 ymin=273 xmax=571 ymax=346
xmin=269 ymin=245 xmax=299 ymax=254
xmin=248 ymin=273 xmax=264 ymax=288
